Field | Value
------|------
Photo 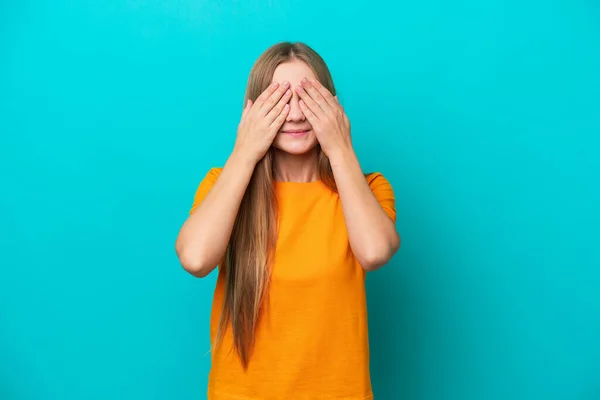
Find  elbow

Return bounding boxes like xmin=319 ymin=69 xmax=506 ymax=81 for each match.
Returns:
xmin=175 ymin=243 xmax=214 ymax=278
xmin=179 ymin=252 xmax=213 ymax=278
xmin=358 ymin=253 xmax=389 ymax=272
xmin=359 ymin=233 xmax=401 ymax=272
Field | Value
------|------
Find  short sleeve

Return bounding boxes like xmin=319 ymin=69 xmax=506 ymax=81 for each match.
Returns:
xmin=366 ymin=172 xmax=396 ymax=223
xmin=189 ymin=168 xmax=223 ymax=215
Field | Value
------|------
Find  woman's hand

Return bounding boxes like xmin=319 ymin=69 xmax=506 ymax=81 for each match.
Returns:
xmin=234 ymin=81 xmax=292 ymax=164
xmin=295 ymin=78 xmax=352 ymax=160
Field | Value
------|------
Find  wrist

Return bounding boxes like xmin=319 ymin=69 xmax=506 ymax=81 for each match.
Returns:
xmin=229 ymin=147 xmax=259 ymax=170
xmin=327 ymin=145 xmax=357 ymax=169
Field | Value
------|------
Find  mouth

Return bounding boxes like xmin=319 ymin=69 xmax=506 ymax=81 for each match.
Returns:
xmin=281 ymin=129 xmax=311 ymax=136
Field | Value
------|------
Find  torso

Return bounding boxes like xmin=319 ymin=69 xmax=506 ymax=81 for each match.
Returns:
xmin=207 ymin=179 xmax=373 ymax=400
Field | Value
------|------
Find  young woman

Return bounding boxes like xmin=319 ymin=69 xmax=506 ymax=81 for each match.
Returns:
xmin=175 ymin=41 xmax=400 ymax=400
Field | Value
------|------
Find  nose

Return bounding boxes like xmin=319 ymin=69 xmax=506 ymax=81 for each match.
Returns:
xmin=286 ymin=94 xmax=306 ymax=122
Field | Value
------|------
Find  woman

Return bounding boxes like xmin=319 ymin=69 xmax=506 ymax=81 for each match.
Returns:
xmin=175 ymin=41 xmax=400 ymax=400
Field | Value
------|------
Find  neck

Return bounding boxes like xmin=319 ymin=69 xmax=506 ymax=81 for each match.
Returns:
xmin=272 ymin=147 xmax=320 ymax=182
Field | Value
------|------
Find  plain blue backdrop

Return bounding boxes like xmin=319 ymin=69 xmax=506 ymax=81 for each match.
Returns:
xmin=1 ymin=1 xmax=599 ymax=399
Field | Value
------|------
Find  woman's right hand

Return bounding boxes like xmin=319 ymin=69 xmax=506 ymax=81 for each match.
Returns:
xmin=234 ymin=81 xmax=292 ymax=164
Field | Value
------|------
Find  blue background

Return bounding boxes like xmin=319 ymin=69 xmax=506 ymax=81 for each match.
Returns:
xmin=1 ymin=1 xmax=599 ymax=399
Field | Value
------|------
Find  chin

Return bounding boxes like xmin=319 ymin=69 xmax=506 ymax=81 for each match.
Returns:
xmin=272 ymin=132 xmax=319 ymax=155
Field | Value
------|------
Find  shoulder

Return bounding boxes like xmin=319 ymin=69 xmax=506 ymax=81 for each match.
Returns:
xmin=364 ymin=172 xmax=396 ymax=221
xmin=365 ymin=172 xmax=394 ymax=191
xmin=204 ymin=167 xmax=223 ymax=181
xmin=196 ymin=167 xmax=224 ymax=188
xmin=189 ymin=167 xmax=223 ymax=214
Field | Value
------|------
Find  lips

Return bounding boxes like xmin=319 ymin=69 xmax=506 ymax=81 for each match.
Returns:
xmin=281 ymin=129 xmax=310 ymax=137
xmin=282 ymin=129 xmax=310 ymax=134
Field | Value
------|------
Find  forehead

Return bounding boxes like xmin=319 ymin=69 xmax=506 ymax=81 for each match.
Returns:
xmin=271 ymin=60 xmax=316 ymax=84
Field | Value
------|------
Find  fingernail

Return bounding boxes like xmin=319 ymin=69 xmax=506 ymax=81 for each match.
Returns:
xmin=271 ymin=82 xmax=279 ymax=88
xmin=286 ymin=89 xmax=291 ymax=96
xmin=283 ymin=81 xmax=290 ymax=88
xmin=296 ymin=86 xmax=302 ymax=93
xmin=302 ymin=77 xmax=308 ymax=85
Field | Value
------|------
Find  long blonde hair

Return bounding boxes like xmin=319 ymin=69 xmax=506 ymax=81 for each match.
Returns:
xmin=214 ymin=42 xmax=338 ymax=368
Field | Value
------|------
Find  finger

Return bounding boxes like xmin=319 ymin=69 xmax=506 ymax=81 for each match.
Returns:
xmin=334 ymin=95 xmax=342 ymax=109
xmin=259 ymin=81 xmax=290 ymax=116
xmin=253 ymin=82 xmax=280 ymax=108
xmin=265 ymin=88 xmax=292 ymax=123
xmin=270 ymin=103 xmax=290 ymax=130
xmin=242 ymin=99 xmax=253 ymax=118
xmin=301 ymin=78 xmax=330 ymax=113
xmin=298 ymin=99 xmax=318 ymax=124
xmin=296 ymin=85 xmax=323 ymax=119
xmin=311 ymin=79 xmax=338 ymax=109
xmin=334 ymin=95 xmax=345 ymax=111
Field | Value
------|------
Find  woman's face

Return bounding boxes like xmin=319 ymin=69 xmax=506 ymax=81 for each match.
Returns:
xmin=270 ymin=60 xmax=319 ymax=155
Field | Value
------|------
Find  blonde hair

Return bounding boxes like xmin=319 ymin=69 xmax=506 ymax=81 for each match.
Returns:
xmin=215 ymin=42 xmax=337 ymax=368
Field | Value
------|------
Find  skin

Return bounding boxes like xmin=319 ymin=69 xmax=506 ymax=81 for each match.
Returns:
xmin=175 ymin=60 xmax=400 ymax=277
xmin=270 ymin=61 xmax=320 ymax=182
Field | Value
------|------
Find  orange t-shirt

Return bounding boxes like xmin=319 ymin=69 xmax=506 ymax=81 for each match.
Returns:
xmin=189 ymin=168 xmax=397 ymax=400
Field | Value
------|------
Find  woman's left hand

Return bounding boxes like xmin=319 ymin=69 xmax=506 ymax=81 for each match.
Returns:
xmin=296 ymin=78 xmax=352 ymax=160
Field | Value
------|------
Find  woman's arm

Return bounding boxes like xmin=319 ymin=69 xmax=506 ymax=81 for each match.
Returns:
xmin=175 ymin=151 xmax=255 ymax=277
xmin=329 ymin=150 xmax=400 ymax=271
xmin=295 ymin=78 xmax=400 ymax=271
xmin=175 ymin=81 xmax=292 ymax=277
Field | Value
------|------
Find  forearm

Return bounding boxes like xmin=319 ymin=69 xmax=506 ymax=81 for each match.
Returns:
xmin=329 ymin=148 xmax=400 ymax=271
xmin=176 ymin=150 xmax=256 ymax=277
